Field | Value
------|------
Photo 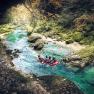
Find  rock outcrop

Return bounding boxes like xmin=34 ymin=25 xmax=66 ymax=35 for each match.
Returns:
xmin=28 ymin=33 xmax=42 ymax=43
xmin=0 ymin=63 xmax=50 ymax=94
xmin=39 ymin=76 xmax=83 ymax=94
xmin=33 ymin=39 xmax=45 ymax=50
xmin=62 ymin=54 xmax=94 ymax=69
xmin=0 ymin=63 xmax=84 ymax=94
xmin=28 ymin=33 xmax=45 ymax=50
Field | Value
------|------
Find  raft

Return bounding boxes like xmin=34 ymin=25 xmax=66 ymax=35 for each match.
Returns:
xmin=38 ymin=57 xmax=59 ymax=66
xmin=49 ymin=61 xmax=59 ymax=66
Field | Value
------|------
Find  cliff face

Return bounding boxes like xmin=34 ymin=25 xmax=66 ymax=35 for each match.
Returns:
xmin=0 ymin=0 xmax=94 ymax=19
xmin=37 ymin=0 xmax=94 ymax=14
xmin=0 ymin=0 xmax=23 ymax=24
xmin=1 ymin=0 xmax=94 ymax=15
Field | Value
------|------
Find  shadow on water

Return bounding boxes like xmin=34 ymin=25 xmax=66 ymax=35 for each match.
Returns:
xmin=5 ymin=28 xmax=94 ymax=94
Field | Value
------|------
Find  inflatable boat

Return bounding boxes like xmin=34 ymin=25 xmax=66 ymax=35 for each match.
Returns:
xmin=38 ymin=56 xmax=59 ymax=66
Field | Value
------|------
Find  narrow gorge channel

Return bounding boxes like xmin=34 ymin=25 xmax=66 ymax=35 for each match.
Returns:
xmin=4 ymin=28 xmax=94 ymax=94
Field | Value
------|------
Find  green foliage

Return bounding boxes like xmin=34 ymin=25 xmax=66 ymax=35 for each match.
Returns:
xmin=33 ymin=19 xmax=60 ymax=33
xmin=58 ymin=31 xmax=84 ymax=43
xmin=74 ymin=15 xmax=94 ymax=32
xmin=0 ymin=24 xmax=15 ymax=33
xmin=35 ymin=25 xmax=51 ymax=33
xmin=67 ymin=31 xmax=83 ymax=42
xmin=58 ymin=13 xmax=74 ymax=28
xmin=78 ymin=46 xmax=94 ymax=61
xmin=79 ymin=36 xmax=94 ymax=45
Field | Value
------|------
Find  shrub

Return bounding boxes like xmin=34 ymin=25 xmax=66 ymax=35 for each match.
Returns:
xmin=78 ymin=46 xmax=94 ymax=61
xmin=74 ymin=15 xmax=94 ymax=33
xmin=0 ymin=24 xmax=15 ymax=33
xmin=79 ymin=36 xmax=94 ymax=45
xmin=62 ymin=31 xmax=83 ymax=42
xmin=72 ymin=31 xmax=84 ymax=42
xmin=58 ymin=13 xmax=74 ymax=28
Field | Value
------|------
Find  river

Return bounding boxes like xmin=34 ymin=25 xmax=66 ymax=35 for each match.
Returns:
xmin=5 ymin=28 xmax=94 ymax=94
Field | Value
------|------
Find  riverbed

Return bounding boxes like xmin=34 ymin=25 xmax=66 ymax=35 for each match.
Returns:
xmin=4 ymin=28 xmax=94 ymax=94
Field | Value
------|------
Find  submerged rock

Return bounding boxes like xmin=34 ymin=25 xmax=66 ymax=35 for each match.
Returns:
xmin=5 ymin=48 xmax=21 ymax=60
xmin=0 ymin=40 xmax=21 ymax=66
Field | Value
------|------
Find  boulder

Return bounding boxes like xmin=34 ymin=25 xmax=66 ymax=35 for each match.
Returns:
xmin=63 ymin=55 xmax=82 ymax=63
xmin=33 ymin=39 xmax=45 ymax=50
xmin=70 ymin=61 xmax=83 ymax=68
xmin=69 ymin=55 xmax=82 ymax=61
xmin=28 ymin=33 xmax=42 ymax=43
xmin=62 ymin=55 xmax=87 ymax=69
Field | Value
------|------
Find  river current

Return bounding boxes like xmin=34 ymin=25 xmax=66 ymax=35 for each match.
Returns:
xmin=5 ymin=28 xmax=94 ymax=94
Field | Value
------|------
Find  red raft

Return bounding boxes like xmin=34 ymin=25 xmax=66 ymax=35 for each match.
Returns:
xmin=38 ymin=56 xmax=59 ymax=66
xmin=49 ymin=61 xmax=59 ymax=66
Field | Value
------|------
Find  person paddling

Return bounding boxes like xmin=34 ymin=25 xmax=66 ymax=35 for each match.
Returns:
xmin=38 ymin=55 xmax=59 ymax=66
xmin=46 ymin=56 xmax=52 ymax=64
xmin=38 ymin=55 xmax=44 ymax=62
xmin=50 ymin=57 xmax=56 ymax=64
xmin=44 ymin=55 xmax=48 ymax=63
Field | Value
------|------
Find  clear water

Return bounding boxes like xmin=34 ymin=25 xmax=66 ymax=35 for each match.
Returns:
xmin=5 ymin=28 xmax=94 ymax=94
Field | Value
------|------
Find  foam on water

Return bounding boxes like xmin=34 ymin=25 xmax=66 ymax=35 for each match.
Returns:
xmin=5 ymin=28 xmax=94 ymax=94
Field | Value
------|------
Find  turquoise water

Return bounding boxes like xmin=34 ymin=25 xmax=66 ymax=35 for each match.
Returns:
xmin=5 ymin=29 xmax=94 ymax=94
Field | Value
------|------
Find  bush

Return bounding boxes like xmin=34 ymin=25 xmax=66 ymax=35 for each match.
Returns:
xmin=78 ymin=46 xmax=94 ymax=61
xmin=36 ymin=26 xmax=51 ymax=33
xmin=74 ymin=15 xmax=94 ymax=33
xmin=72 ymin=31 xmax=84 ymax=42
xmin=58 ymin=13 xmax=74 ymax=28
xmin=0 ymin=24 xmax=15 ymax=33
xmin=79 ymin=36 xmax=94 ymax=45
xmin=62 ymin=31 xmax=83 ymax=43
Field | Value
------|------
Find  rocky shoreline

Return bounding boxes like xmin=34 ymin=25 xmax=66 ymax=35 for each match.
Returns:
xmin=0 ymin=62 xmax=84 ymax=94
xmin=28 ymin=33 xmax=85 ymax=52
xmin=28 ymin=33 xmax=94 ymax=70
xmin=0 ymin=35 xmax=84 ymax=94
xmin=28 ymin=33 xmax=89 ymax=69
